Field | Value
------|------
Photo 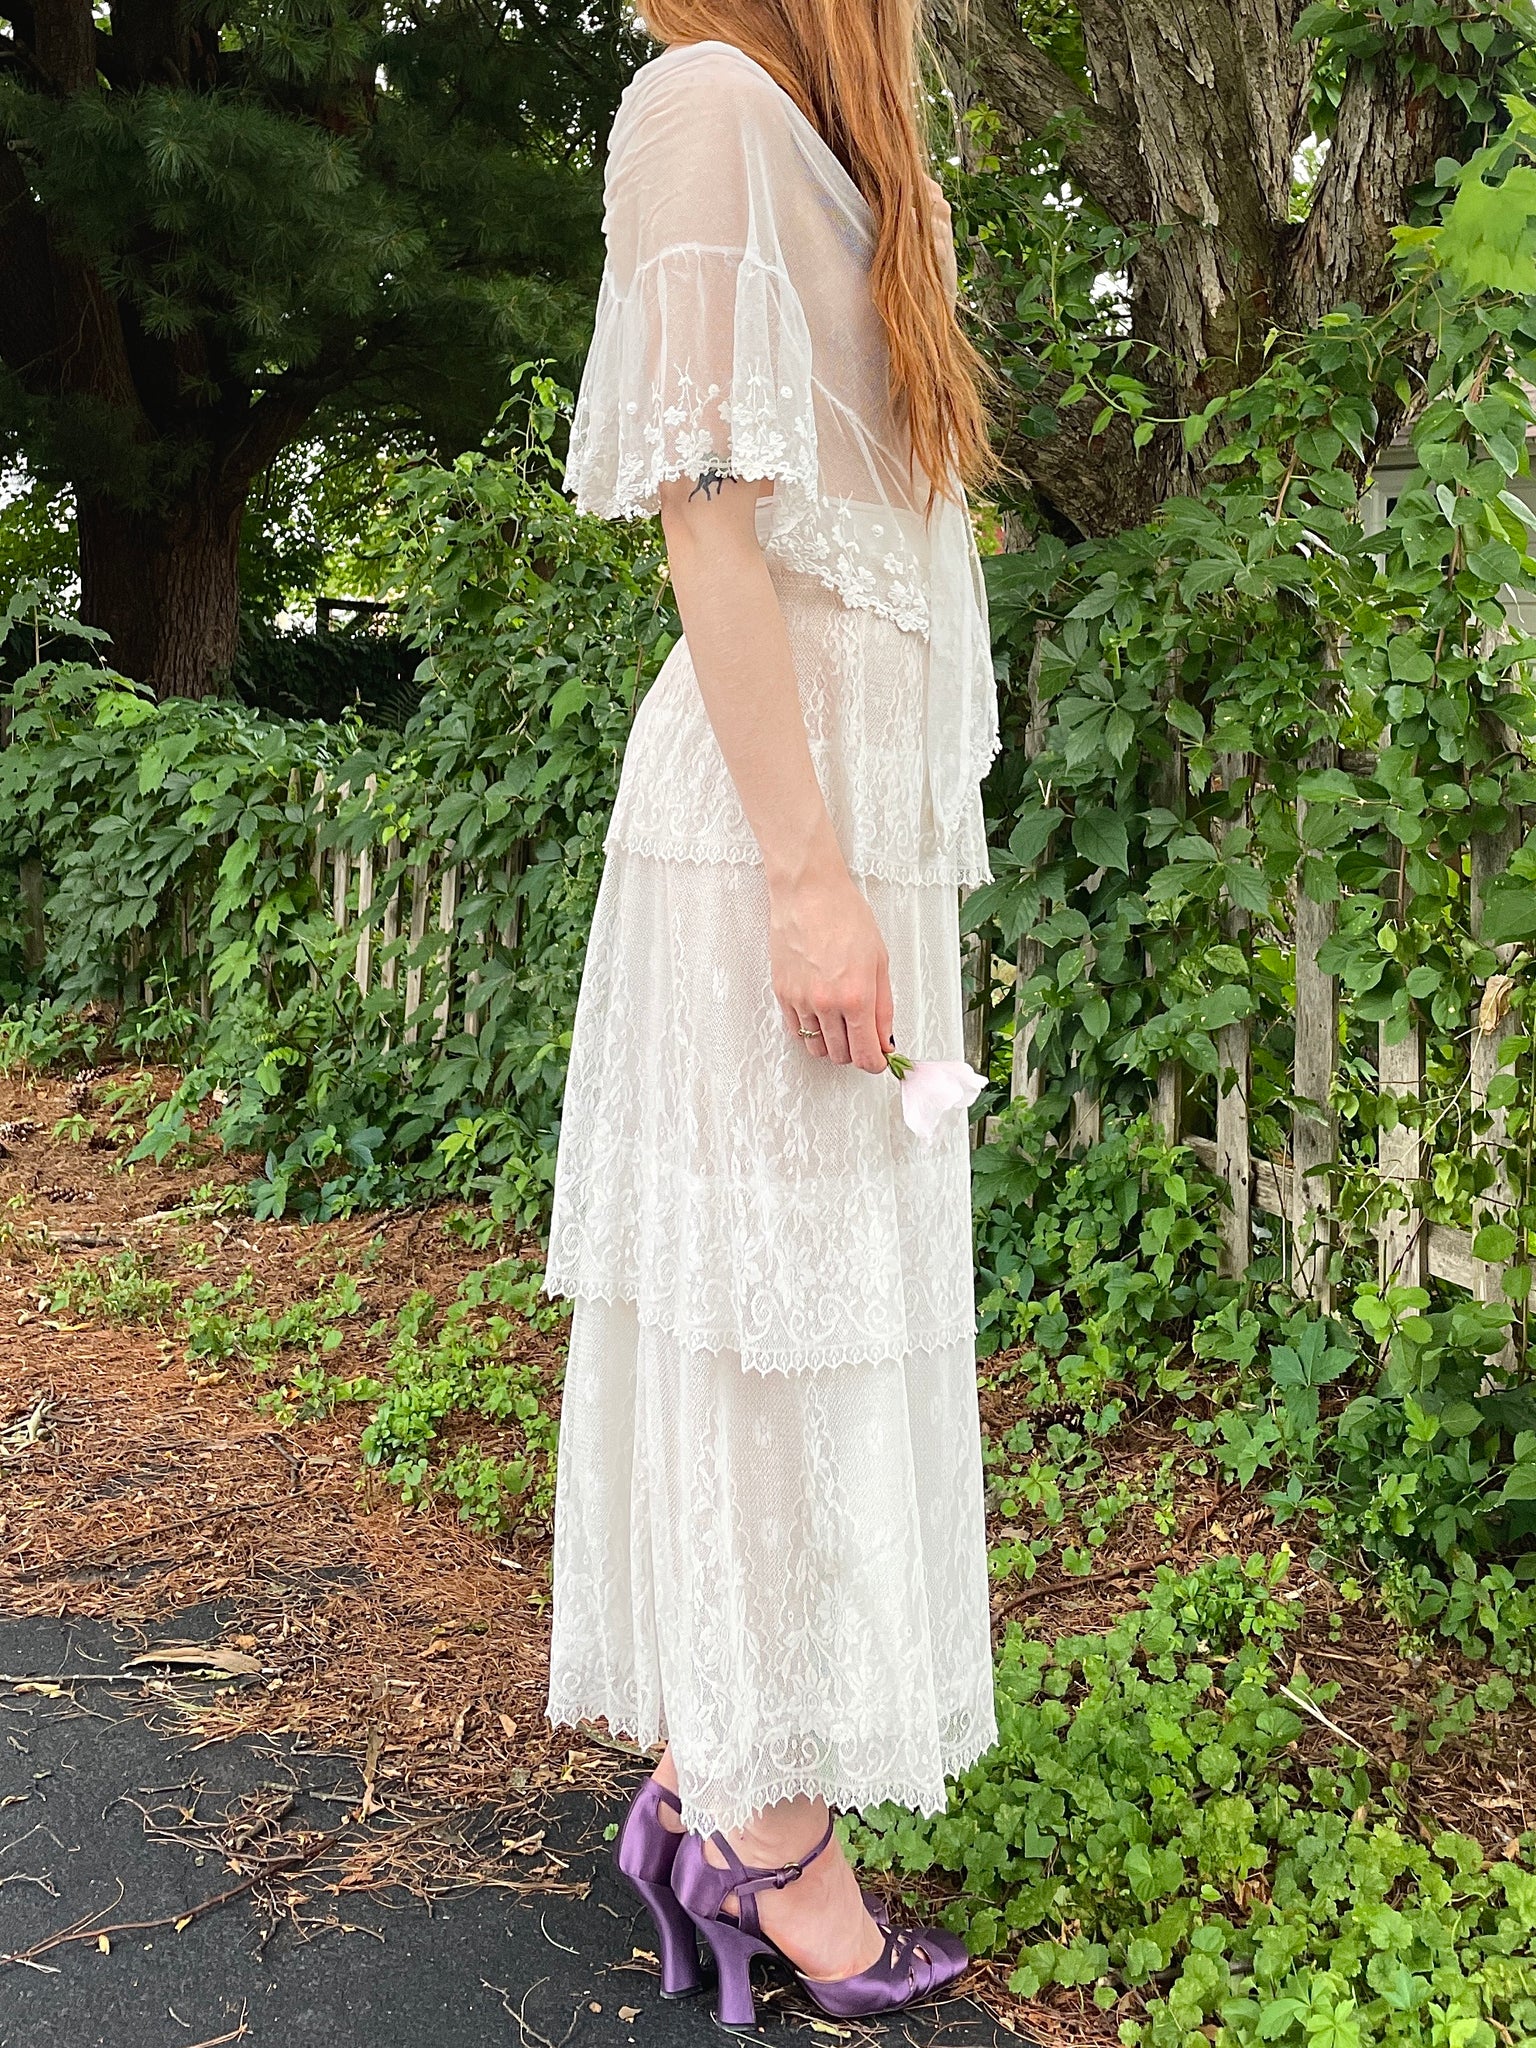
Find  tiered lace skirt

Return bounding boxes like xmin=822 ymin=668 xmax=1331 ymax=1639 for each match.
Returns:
xmin=543 ymin=574 xmax=998 ymax=1837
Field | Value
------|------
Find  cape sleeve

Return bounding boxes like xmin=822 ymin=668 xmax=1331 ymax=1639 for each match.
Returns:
xmin=562 ymin=49 xmax=820 ymax=521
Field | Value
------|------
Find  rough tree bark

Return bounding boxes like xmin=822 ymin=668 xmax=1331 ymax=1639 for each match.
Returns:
xmin=929 ymin=0 xmax=1468 ymax=537
xmin=76 ymin=490 xmax=246 ymax=701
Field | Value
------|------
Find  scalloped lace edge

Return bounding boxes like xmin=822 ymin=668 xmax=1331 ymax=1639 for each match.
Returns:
xmin=601 ymin=828 xmax=993 ymax=890
xmin=588 ymin=458 xmax=933 ymax=641
xmin=542 ymin=1700 xmax=999 ymax=1834
xmin=541 ymin=1277 xmax=977 ymax=1374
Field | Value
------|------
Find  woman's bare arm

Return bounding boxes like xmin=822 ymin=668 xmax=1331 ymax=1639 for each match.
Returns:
xmin=657 ymin=470 xmax=893 ymax=1073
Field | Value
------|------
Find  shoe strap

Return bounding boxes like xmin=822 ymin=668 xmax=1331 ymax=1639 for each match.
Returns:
xmin=653 ymin=1781 xmax=682 ymax=1815
xmin=705 ymin=1815 xmax=836 ymax=1936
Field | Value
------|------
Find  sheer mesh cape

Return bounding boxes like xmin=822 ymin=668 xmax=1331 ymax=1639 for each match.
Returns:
xmin=563 ymin=37 xmax=998 ymax=861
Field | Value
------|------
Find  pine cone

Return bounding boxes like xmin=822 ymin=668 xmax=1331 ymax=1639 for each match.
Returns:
xmin=0 ymin=1120 xmax=38 ymax=1145
xmin=67 ymin=1067 xmax=105 ymax=1112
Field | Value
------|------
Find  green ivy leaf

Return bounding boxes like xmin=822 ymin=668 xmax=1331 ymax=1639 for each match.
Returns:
xmin=1438 ymin=164 xmax=1536 ymax=294
xmin=1008 ymin=807 xmax=1063 ymax=864
xmin=1223 ymin=861 xmax=1270 ymax=915
xmin=1478 ymin=875 xmax=1536 ymax=947
xmin=1072 ymin=809 xmax=1130 ymax=873
xmin=1166 ymin=699 xmax=1205 ymax=741
xmin=1069 ymin=577 xmax=1121 ymax=619
xmin=547 ymin=676 xmax=588 ymax=728
xmin=1473 ymin=1222 xmax=1518 ymax=1264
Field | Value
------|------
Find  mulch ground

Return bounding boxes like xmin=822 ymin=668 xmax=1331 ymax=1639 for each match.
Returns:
xmin=1 ymin=1058 xmax=1532 ymax=2046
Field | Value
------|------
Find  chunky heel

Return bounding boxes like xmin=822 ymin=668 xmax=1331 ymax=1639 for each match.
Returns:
xmin=613 ymin=1778 xmax=705 ymax=1999
xmin=696 ymin=1911 xmax=773 ymax=2031
xmin=628 ymin=1872 xmax=707 ymax=1999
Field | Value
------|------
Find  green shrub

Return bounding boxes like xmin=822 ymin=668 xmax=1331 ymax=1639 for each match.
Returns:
xmin=1191 ymin=1289 xmax=1536 ymax=1671
xmin=973 ymin=1105 xmax=1231 ymax=1390
xmin=0 ymin=370 xmax=675 ymax=1223
xmin=850 ymin=1558 xmax=1536 ymax=2048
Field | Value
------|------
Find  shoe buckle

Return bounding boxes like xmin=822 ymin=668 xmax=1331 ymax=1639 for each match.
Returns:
xmin=774 ymin=1860 xmax=803 ymax=1888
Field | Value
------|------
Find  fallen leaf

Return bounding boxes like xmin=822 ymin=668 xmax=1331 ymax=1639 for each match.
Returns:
xmin=127 ymin=1644 xmax=263 ymax=1678
xmin=1481 ymin=973 xmax=1515 ymax=1033
xmin=618 ymin=2007 xmax=640 ymax=2023
xmin=588 ymin=2003 xmax=602 ymax=2014
xmin=498 ymin=1713 xmax=518 ymax=1741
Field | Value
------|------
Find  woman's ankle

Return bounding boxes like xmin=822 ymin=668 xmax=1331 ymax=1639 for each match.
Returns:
xmin=718 ymin=1795 xmax=830 ymax=1871
xmin=649 ymin=1744 xmax=686 ymax=1830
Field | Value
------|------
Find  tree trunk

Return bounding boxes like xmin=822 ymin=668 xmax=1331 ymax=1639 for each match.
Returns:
xmin=930 ymin=0 xmax=1468 ymax=539
xmin=77 ymin=485 xmax=245 ymax=700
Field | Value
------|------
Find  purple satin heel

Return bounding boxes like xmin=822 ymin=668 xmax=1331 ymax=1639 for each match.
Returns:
xmin=613 ymin=1776 xmax=705 ymax=1998
xmin=670 ymin=1815 xmax=969 ymax=2032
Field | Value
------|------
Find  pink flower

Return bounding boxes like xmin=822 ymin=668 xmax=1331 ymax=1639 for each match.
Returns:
xmin=887 ymin=1053 xmax=986 ymax=1141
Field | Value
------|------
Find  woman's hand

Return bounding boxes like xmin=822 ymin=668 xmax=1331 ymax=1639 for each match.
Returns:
xmin=769 ymin=865 xmax=894 ymax=1073
xmin=923 ymin=174 xmax=958 ymax=308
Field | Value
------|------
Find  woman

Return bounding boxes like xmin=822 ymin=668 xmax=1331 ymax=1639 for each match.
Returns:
xmin=543 ymin=0 xmax=1001 ymax=2024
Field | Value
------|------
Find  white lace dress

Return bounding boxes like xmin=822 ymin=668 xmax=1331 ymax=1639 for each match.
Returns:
xmin=542 ymin=37 xmax=1000 ymax=1837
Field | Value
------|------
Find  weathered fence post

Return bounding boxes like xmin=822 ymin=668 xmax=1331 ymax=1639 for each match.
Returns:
xmin=961 ymin=921 xmax=991 ymax=1149
xmin=380 ymin=836 xmax=402 ymax=994
xmin=1071 ymin=1016 xmax=1102 ymax=1151
xmin=1214 ymin=752 xmax=1252 ymax=1276
xmin=1293 ymin=742 xmax=1339 ymax=1309
xmin=464 ymin=863 xmax=489 ymax=1040
xmin=1151 ymin=669 xmax=1188 ymax=1145
xmin=353 ymin=775 xmax=377 ymax=996
xmin=1471 ymin=816 xmax=1521 ymax=1368
xmin=500 ymin=843 xmax=528 ymax=954
xmin=309 ymin=770 xmax=327 ymax=899
xmin=433 ymin=861 xmax=459 ymax=1044
xmin=1377 ymin=1014 xmax=1428 ymax=1290
xmin=403 ymin=855 xmax=431 ymax=1046
xmin=331 ymin=780 xmax=352 ymax=932
xmin=1012 ymin=628 xmax=1049 ymax=1108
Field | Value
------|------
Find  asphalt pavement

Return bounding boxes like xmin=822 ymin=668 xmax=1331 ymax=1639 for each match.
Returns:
xmin=0 ymin=1612 xmax=1014 ymax=2048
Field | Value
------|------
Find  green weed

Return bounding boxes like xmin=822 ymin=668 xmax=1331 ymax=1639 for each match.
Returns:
xmin=38 ymin=1248 xmax=174 ymax=1325
xmin=849 ymin=1557 xmax=1536 ymax=2048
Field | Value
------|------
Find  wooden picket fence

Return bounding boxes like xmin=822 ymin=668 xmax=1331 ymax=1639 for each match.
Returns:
xmin=303 ymin=772 xmax=525 ymax=1046
xmin=963 ymin=732 xmax=1525 ymax=1368
xmin=957 ymin=455 xmax=1536 ymax=1360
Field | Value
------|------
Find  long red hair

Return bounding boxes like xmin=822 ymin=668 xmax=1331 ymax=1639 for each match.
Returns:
xmin=633 ymin=0 xmax=1000 ymax=514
